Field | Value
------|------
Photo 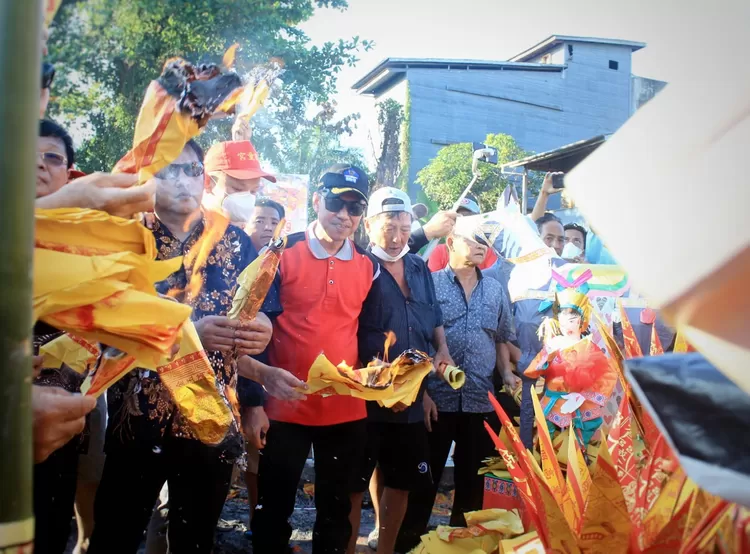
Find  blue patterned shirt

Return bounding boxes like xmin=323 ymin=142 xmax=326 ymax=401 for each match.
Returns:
xmin=427 ymin=266 xmax=512 ymax=413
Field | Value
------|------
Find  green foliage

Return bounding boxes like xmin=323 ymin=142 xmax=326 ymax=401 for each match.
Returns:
xmin=47 ymin=0 xmax=371 ymax=172
xmin=416 ymin=133 xmax=541 ymax=212
xmin=373 ymin=98 xmax=403 ymax=190
xmin=395 ymin=84 xmax=411 ymax=193
xmin=265 ymin=103 xmax=370 ymax=226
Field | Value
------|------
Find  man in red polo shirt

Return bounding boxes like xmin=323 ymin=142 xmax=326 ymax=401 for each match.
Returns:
xmin=252 ymin=164 xmax=379 ymax=554
xmin=203 ymin=139 xmax=276 ymax=226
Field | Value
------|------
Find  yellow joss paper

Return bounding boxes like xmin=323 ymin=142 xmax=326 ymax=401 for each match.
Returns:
xmin=35 ymin=208 xmax=158 ymax=257
xmin=305 ymin=351 xmax=433 ymax=408
xmin=436 ymin=364 xmax=466 ymax=390
xmin=156 ymin=321 xmax=234 ymax=445
xmin=114 ymin=79 xmax=200 ymax=182
xmin=417 ymin=531 xmax=499 ymax=554
xmin=228 ymin=232 xmax=286 ymax=323
xmin=34 ymin=209 xmax=191 ymax=366
xmin=39 ymin=333 xmax=100 ymax=374
xmin=499 ymin=531 xmax=545 ymax=553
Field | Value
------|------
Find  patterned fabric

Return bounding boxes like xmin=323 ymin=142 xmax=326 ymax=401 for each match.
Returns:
xmin=106 ymin=215 xmax=281 ymax=460
xmin=427 ymin=266 xmax=512 ymax=413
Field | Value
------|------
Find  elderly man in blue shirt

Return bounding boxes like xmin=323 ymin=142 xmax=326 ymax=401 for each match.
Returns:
xmin=350 ymin=187 xmax=453 ymax=554
xmin=395 ymin=221 xmax=518 ymax=553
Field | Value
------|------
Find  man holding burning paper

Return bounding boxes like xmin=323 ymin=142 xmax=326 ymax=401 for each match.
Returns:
xmin=252 ymin=164 xmax=378 ymax=554
xmin=349 ymin=187 xmax=453 ymax=554
xmin=87 ymin=141 xmax=284 ymax=554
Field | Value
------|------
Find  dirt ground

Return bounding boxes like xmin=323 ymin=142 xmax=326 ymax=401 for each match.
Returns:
xmin=65 ymin=470 xmax=454 ymax=554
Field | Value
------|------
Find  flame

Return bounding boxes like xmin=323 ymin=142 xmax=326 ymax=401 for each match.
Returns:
xmin=223 ymin=43 xmax=240 ymax=69
xmin=273 ymin=218 xmax=286 ymax=241
xmin=224 ymin=383 xmax=241 ymax=424
xmin=383 ymin=331 xmax=396 ymax=364
xmin=183 ymin=211 xmax=230 ymax=301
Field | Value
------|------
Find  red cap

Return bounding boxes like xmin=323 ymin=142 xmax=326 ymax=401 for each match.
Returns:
xmin=68 ymin=168 xmax=87 ymax=180
xmin=204 ymin=140 xmax=276 ymax=182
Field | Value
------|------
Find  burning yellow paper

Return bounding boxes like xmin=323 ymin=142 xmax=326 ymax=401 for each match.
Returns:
xmin=228 ymin=224 xmax=286 ymax=323
xmin=305 ymin=349 xmax=433 ymax=408
xmin=114 ymin=54 xmax=244 ymax=182
xmin=228 ymin=59 xmax=285 ymax=123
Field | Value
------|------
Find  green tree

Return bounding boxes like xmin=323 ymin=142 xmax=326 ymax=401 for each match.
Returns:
xmin=416 ymin=133 xmax=542 ymax=212
xmin=373 ymin=98 xmax=403 ymax=190
xmin=274 ymin=102 xmax=369 ymax=185
xmin=46 ymin=0 xmax=371 ymax=172
xmin=270 ymin=102 xmax=371 ymax=233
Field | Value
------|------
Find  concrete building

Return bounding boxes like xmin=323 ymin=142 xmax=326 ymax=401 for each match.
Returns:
xmin=352 ymin=35 xmax=666 ymax=199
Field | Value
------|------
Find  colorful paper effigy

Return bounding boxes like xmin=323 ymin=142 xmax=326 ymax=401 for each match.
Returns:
xmin=525 ymin=271 xmax=620 ymax=450
xmin=487 ymin=65 xmax=750 ymax=553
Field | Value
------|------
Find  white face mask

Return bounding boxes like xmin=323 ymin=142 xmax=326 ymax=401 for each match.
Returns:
xmin=203 ymin=174 xmax=257 ymax=224
xmin=371 ymin=243 xmax=410 ymax=263
xmin=221 ymin=192 xmax=256 ymax=224
xmin=561 ymin=242 xmax=583 ymax=260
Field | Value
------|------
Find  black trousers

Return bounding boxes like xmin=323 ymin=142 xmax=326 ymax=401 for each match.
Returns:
xmin=87 ymin=436 xmax=234 ymax=554
xmin=251 ymin=419 xmax=367 ymax=554
xmin=395 ymin=411 xmax=499 ymax=553
xmin=33 ymin=438 xmax=79 ymax=554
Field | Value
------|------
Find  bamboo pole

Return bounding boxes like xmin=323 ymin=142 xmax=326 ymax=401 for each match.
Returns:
xmin=0 ymin=0 xmax=42 ymax=549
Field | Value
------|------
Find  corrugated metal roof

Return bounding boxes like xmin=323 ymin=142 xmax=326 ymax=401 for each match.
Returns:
xmin=509 ymin=35 xmax=646 ymax=62
xmin=503 ymin=135 xmax=609 ymax=173
xmin=351 ymin=58 xmax=564 ymax=97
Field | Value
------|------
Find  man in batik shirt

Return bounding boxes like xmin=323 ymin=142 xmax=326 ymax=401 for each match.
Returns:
xmin=88 ymin=140 xmax=280 ymax=554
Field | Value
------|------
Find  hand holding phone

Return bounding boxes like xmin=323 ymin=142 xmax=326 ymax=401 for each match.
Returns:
xmin=542 ymin=172 xmax=565 ymax=194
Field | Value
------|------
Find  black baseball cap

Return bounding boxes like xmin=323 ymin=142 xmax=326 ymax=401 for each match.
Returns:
xmin=318 ymin=164 xmax=369 ymax=202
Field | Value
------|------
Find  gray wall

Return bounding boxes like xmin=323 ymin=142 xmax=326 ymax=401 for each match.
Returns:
xmin=405 ymin=40 xmax=640 ymax=198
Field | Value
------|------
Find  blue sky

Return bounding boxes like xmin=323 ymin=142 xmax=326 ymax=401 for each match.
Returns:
xmin=300 ymin=0 xmax=743 ymax=161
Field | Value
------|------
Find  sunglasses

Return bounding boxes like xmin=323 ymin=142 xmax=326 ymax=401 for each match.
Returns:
xmin=39 ymin=151 xmax=67 ymax=168
xmin=41 ymin=62 xmax=55 ymax=90
xmin=323 ymin=194 xmax=366 ymax=217
xmin=157 ymin=162 xmax=204 ymax=179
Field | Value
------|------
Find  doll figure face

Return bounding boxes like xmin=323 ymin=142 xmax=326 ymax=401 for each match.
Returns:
xmin=559 ymin=309 xmax=583 ymax=339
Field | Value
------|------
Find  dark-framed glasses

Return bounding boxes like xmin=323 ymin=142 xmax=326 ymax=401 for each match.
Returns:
xmin=38 ymin=151 xmax=67 ymax=168
xmin=323 ymin=194 xmax=366 ymax=217
xmin=158 ymin=162 xmax=204 ymax=179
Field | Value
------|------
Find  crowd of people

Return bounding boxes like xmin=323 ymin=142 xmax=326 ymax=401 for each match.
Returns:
xmin=32 ymin=25 xmax=593 ymax=554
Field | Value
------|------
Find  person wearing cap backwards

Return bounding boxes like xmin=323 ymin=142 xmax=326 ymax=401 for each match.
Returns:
xmin=252 ymin=164 xmax=380 ymax=554
xmin=349 ymin=187 xmax=453 ymax=554
xmin=424 ymin=194 xmax=498 ymax=272
xmin=395 ymin=222 xmax=517 ymax=553
xmin=202 ymin=139 xmax=277 ymax=226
